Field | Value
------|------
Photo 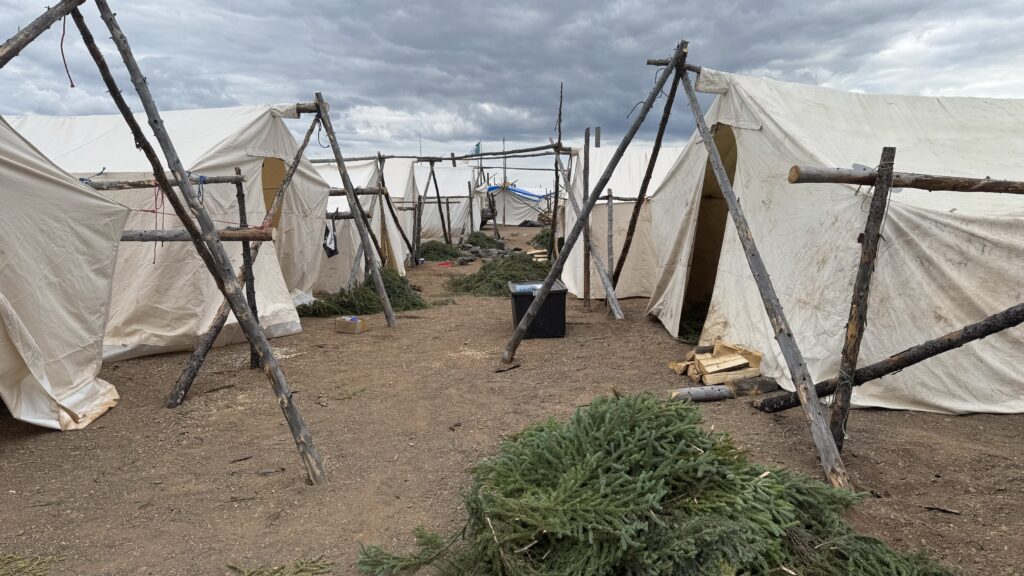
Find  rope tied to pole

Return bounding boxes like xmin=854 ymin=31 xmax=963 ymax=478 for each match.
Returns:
xmin=59 ymin=15 xmax=75 ymax=87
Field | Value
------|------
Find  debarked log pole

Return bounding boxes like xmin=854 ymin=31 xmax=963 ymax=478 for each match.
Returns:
xmin=0 ymin=0 xmax=85 ymax=69
xmin=788 ymin=165 xmax=1024 ymax=194
xmin=552 ymin=139 xmax=624 ymax=320
xmin=753 ymin=300 xmax=1024 ymax=413
xmin=500 ymin=41 xmax=688 ymax=364
xmin=329 ymin=186 xmax=386 ymax=196
xmin=88 ymin=174 xmax=244 ymax=190
xmin=682 ymin=66 xmax=850 ymax=489
xmin=236 ymin=167 xmax=261 ymax=371
xmin=120 ymin=227 xmax=275 ymax=242
xmin=94 ymin=0 xmax=326 ymax=484
xmin=646 ymin=59 xmax=702 ymax=74
xmin=670 ymin=376 xmax=780 ymax=402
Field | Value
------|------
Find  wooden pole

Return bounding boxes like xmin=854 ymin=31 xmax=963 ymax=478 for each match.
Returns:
xmin=314 ymin=92 xmax=397 ymax=328
xmin=308 ymin=142 xmax=568 ymax=164
xmin=583 ymin=129 xmax=592 ymax=312
xmin=428 ymin=161 xmax=451 ymax=245
xmin=0 ymin=0 xmax=85 ymax=69
xmin=554 ymin=146 xmax=624 ymax=320
xmin=613 ymin=69 xmax=680 ymax=286
xmin=120 ymin=228 xmax=274 ymax=242
xmin=681 ymin=68 xmax=850 ymax=489
xmin=606 ymin=190 xmax=614 ymax=288
xmin=549 ymin=84 xmax=564 ymax=258
xmin=349 ymin=191 xmax=381 ymax=288
xmin=828 ymin=147 xmax=895 ymax=451
xmin=445 ymin=198 xmax=454 ymax=242
xmin=413 ymin=195 xmax=423 ymax=263
xmin=93 ymin=0 xmax=325 ymax=485
xmin=376 ymin=154 xmax=415 ymax=257
xmin=669 ymin=376 xmax=779 ymax=402
xmin=489 ymin=186 xmax=501 ymax=239
xmin=88 ymin=174 xmax=243 ymax=190
xmin=165 ymin=114 xmax=320 ymax=408
xmin=501 ymin=41 xmax=688 ymax=364
xmin=754 ymin=300 xmax=1024 ymax=413
xmin=235 ymin=167 xmax=261 ymax=371
xmin=789 ymin=165 xmax=1024 ymax=194
xmin=467 ymin=181 xmax=475 ymax=233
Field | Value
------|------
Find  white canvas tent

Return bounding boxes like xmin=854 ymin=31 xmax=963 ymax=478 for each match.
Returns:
xmin=418 ymin=165 xmax=480 ymax=243
xmin=646 ymin=69 xmax=1024 ymax=414
xmin=562 ymin=146 xmax=683 ymax=299
xmin=0 ymin=117 xmax=130 ymax=429
xmin=488 ymin=184 xmax=546 ymax=225
xmin=381 ymin=158 xmax=418 ymax=245
xmin=8 ymin=105 xmax=327 ymax=361
xmin=313 ymin=160 xmax=408 ymax=294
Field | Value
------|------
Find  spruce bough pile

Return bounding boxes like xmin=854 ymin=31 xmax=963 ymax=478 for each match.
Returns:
xmin=528 ymin=227 xmax=552 ymax=250
xmin=467 ymin=231 xmax=503 ymax=249
xmin=420 ymin=240 xmax=461 ymax=261
xmin=446 ymin=253 xmax=551 ymax=297
xmin=297 ymin=268 xmax=427 ymax=317
xmin=358 ymin=395 xmax=954 ymax=576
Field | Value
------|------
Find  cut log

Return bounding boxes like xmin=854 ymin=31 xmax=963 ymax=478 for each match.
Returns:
xmin=703 ymin=366 xmax=761 ymax=385
xmin=696 ymin=354 xmax=749 ymax=375
xmin=120 ymin=227 xmax=274 ymax=242
xmin=670 ymin=376 xmax=779 ymax=402
xmin=788 ymin=165 xmax=1024 ymax=194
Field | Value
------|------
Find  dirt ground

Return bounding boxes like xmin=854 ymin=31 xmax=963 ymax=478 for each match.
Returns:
xmin=1 ymin=226 xmax=1021 ymax=575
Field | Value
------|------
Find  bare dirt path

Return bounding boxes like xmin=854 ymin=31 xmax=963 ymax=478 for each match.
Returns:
xmin=1 ymin=226 xmax=1020 ymax=575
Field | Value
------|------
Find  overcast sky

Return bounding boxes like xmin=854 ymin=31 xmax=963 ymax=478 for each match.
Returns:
xmin=2 ymin=0 xmax=1023 ymax=189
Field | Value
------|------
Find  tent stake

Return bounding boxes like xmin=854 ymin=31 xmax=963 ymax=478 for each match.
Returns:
xmin=829 ymin=147 xmax=895 ymax=451
xmin=235 ymin=167 xmax=261 ymax=370
xmin=552 ymin=142 xmax=624 ymax=320
xmin=755 ymin=300 xmax=1024 ymax=413
xmin=613 ymin=69 xmax=680 ymax=286
xmin=501 ymin=41 xmax=688 ymax=364
xmin=166 ymin=113 xmax=320 ymax=408
xmin=315 ymin=92 xmax=397 ymax=328
xmin=680 ymin=68 xmax=850 ymax=489
xmin=93 ymin=0 xmax=325 ymax=484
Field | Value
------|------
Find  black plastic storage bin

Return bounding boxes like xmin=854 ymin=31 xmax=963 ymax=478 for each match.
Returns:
xmin=508 ymin=280 xmax=567 ymax=339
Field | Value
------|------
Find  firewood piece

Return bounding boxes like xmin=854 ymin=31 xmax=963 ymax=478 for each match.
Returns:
xmin=702 ymin=366 xmax=761 ymax=385
xmin=670 ymin=376 xmax=779 ymax=402
xmin=667 ymin=360 xmax=693 ymax=375
xmin=696 ymin=354 xmax=749 ymax=375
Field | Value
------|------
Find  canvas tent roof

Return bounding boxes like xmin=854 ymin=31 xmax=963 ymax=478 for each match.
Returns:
xmin=7 ymin=104 xmax=328 ymax=360
xmin=418 ymin=164 xmax=481 ymax=243
xmin=0 ymin=116 xmax=130 ymax=429
xmin=561 ymin=145 xmax=684 ymax=299
xmin=646 ymin=69 xmax=1024 ymax=414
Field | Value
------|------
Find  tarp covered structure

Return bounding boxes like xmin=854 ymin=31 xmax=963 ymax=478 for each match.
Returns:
xmin=562 ymin=146 xmax=683 ymax=299
xmin=418 ymin=165 xmax=480 ymax=243
xmin=646 ymin=69 xmax=1024 ymax=414
xmin=0 ymin=117 xmax=129 ymax=429
xmin=9 ymin=105 xmax=326 ymax=360
xmin=487 ymin=184 xmax=545 ymax=225
xmin=313 ymin=160 xmax=408 ymax=294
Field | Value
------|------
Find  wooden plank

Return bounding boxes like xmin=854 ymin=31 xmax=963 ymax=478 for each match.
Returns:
xmin=703 ymin=366 xmax=761 ymax=385
xmin=681 ymin=68 xmax=850 ymax=489
xmin=696 ymin=354 xmax=749 ymax=374
xmin=829 ymin=147 xmax=895 ymax=452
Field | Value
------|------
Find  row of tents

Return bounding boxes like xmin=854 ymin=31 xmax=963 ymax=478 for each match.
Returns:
xmin=2 ymin=67 xmax=1022 ymax=431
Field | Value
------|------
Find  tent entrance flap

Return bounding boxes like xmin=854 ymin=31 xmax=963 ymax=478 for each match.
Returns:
xmin=680 ymin=125 xmax=735 ymax=337
xmin=262 ymin=157 xmax=286 ymax=228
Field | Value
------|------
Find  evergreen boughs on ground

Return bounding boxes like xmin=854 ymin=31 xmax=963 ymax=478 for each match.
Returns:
xmin=419 ymin=241 xmax=461 ymax=261
xmin=228 ymin=556 xmax=333 ymax=575
xmin=357 ymin=395 xmax=955 ymax=576
xmin=297 ymin=268 xmax=427 ymax=317
xmin=446 ymin=253 xmax=551 ymax=297
xmin=0 ymin=554 xmax=59 ymax=576
xmin=467 ymin=231 xmax=503 ymax=249
xmin=528 ymin=228 xmax=552 ymax=250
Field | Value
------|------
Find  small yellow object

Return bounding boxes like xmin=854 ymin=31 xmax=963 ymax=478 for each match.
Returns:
xmin=334 ymin=315 xmax=368 ymax=334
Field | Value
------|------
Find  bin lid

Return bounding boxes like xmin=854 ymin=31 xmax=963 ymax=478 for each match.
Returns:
xmin=508 ymin=280 xmax=566 ymax=295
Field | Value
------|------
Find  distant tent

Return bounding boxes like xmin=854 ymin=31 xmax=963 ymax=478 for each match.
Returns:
xmin=313 ymin=159 xmax=409 ymax=293
xmin=646 ymin=69 xmax=1024 ymax=414
xmin=8 ymin=105 xmax=325 ymax=360
xmin=561 ymin=145 xmax=684 ymax=300
xmin=381 ymin=158 xmax=418 ymax=247
xmin=487 ymin=184 xmax=545 ymax=225
xmin=418 ymin=165 xmax=481 ymax=243
xmin=0 ymin=117 xmax=129 ymax=429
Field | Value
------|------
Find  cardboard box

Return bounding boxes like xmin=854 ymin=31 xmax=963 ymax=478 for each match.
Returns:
xmin=334 ymin=315 xmax=368 ymax=334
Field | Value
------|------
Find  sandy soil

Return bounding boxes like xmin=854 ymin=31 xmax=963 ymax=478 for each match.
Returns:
xmin=1 ymin=226 xmax=1021 ymax=575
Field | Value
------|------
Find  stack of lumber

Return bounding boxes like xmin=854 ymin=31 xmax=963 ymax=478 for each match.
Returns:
xmin=667 ymin=339 xmax=779 ymax=402
xmin=525 ymin=249 xmax=548 ymax=261
xmin=668 ymin=339 xmax=762 ymax=384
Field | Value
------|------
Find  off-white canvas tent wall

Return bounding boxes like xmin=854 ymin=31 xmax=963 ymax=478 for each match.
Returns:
xmin=0 ymin=117 xmax=129 ymax=429
xmin=417 ymin=164 xmax=480 ymax=243
xmin=489 ymin=185 xmax=545 ymax=225
xmin=562 ymin=146 xmax=683 ymax=299
xmin=381 ymin=158 xmax=418 ymax=246
xmin=8 ymin=105 xmax=327 ymax=361
xmin=646 ymin=69 xmax=1024 ymax=414
xmin=313 ymin=160 xmax=408 ymax=294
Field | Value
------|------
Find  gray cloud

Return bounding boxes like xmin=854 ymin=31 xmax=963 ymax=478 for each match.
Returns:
xmin=2 ymin=0 xmax=1022 ymax=190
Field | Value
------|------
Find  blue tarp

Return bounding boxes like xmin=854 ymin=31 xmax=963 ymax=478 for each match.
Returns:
xmin=486 ymin=185 xmax=546 ymax=202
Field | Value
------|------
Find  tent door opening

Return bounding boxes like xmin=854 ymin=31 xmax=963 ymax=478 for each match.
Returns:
xmin=262 ymin=157 xmax=286 ymax=228
xmin=678 ymin=125 xmax=736 ymax=341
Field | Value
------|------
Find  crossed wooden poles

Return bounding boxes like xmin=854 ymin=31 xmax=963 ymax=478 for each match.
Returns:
xmin=2 ymin=0 xmax=408 ymax=485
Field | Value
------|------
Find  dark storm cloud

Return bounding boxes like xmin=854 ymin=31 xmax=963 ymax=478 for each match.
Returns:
xmin=2 ymin=0 xmax=1022 ymax=166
